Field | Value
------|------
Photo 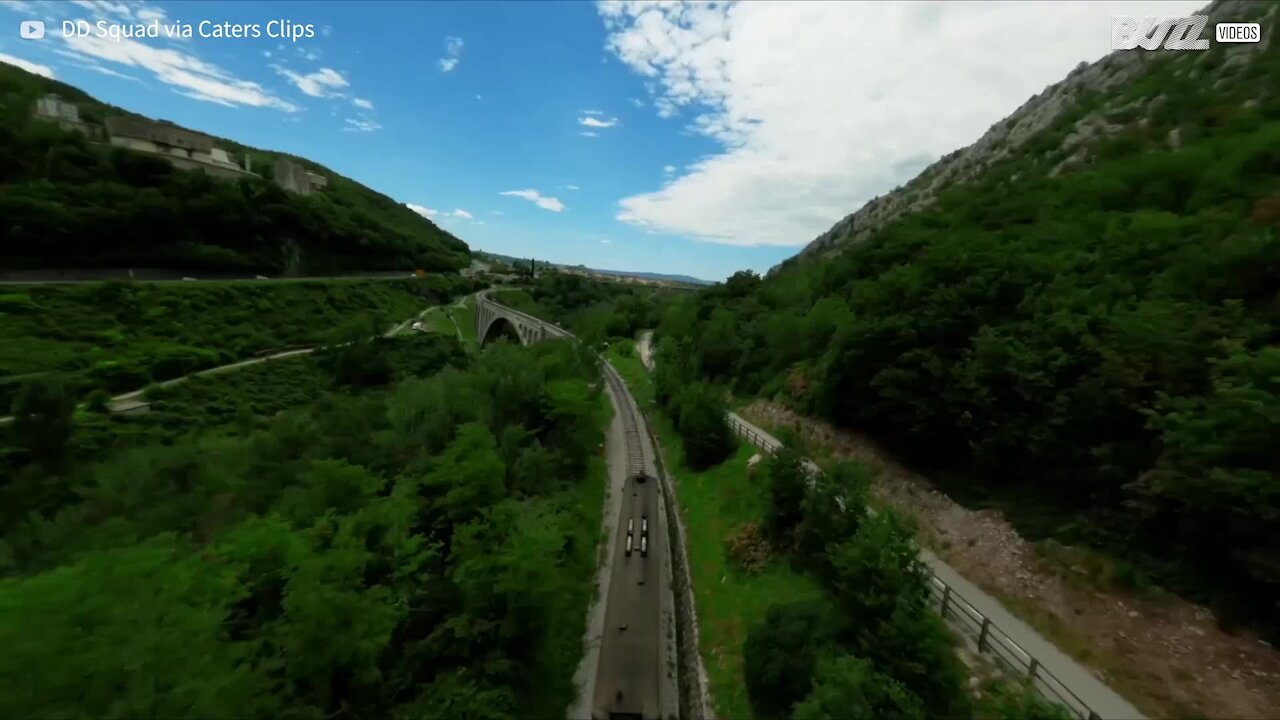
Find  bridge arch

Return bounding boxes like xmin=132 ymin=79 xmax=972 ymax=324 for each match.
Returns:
xmin=480 ymin=315 xmax=523 ymax=346
xmin=476 ymin=293 xmax=550 ymax=347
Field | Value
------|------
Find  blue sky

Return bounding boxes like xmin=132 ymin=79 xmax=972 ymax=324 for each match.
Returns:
xmin=1 ymin=0 xmax=1206 ymax=281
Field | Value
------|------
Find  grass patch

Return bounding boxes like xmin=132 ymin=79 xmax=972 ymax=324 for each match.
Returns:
xmin=422 ymin=308 xmax=457 ymax=337
xmin=452 ymin=295 xmax=478 ymax=347
xmin=609 ymin=346 xmax=822 ymax=720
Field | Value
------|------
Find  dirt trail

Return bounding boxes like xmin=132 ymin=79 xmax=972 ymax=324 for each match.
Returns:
xmin=739 ymin=399 xmax=1280 ymax=720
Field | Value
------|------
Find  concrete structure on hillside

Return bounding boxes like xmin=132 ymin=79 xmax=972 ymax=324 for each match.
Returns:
xmin=32 ymin=94 xmax=88 ymax=133
xmin=273 ymin=157 xmax=328 ymax=195
xmin=475 ymin=291 xmax=569 ymax=347
xmin=104 ymin=114 xmax=258 ymax=180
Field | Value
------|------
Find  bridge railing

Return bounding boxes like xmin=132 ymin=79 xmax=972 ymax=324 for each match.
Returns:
xmin=723 ymin=413 xmax=1103 ymax=720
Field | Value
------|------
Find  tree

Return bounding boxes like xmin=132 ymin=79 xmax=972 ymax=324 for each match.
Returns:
xmin=0 ymin=538 xmax=280 ymax=719
xmin=423 ymin=422 xmax=506 ymax=533
xmin=394 ymin=670 xmax=514 ymax=720
xmin=791 ymin=654 xmax=925 ymax=720
xmin=765 ymin=446 xmax=810 ymax=542
xmin=673 ymin=383 xmax=735 ymax=470
xmin=826 ymin=508 xmax=930 ymax=627
xmin=10 ymin=377 xmax=74 ymax=466
xmin=743 ymin=600 xmax=840 ymax=719
xmin=795 ymin=461 xmax=871 ymax=578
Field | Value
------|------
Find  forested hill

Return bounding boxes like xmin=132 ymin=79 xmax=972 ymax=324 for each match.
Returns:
xmin=791 ymin=0 xmax=1275 ymax=265
xmin=656 ymin=2 xmax=1280 ymax=638
xmin=0 ymin=62 xmax=470 ymax=275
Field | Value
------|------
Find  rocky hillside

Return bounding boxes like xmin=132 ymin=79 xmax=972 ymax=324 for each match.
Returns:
xmin=788 ymin=0 xmax=1276 ymax=267
xmin=0 ymin=63 xmax=470 ymax=275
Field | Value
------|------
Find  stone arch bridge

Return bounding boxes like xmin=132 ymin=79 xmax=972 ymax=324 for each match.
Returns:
xmin=475 ymin=290 xmax=572 ymax=346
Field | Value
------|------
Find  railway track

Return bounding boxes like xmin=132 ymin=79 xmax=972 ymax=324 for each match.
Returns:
xmin=603 ymin=363 xmax=646 ymax=477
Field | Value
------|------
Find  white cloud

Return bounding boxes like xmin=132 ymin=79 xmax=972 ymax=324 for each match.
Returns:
xmin=321 ymin=25 xmax=333 ymax=37
xmin=179 ymin=91 xmax=234 ymax=107
xmin=263 ymin=50 xmax=272 ymax=58
xmin=600 ymin=239 xmax=612 ymax=244
xmin=490 ymin=210 xmax=505 ymax=215
xmin=70 ymin=0 xmax=133 ymax=18
xmin=452 ymin=208 xmax=473 ymax=219
xmin=565 ymin=185 xmax=580 ymax=191
xmin=79 ymin=62 xmax=140 ymax=81
xmin=134 ymin=6 xmax=165 ymax=22
xmin=582 ymin=108 xmax=605 ymax=115
xmin=599 ymin=0 xmax=1205 ymax=247
xmin=474 ymin=220 xmax=486 ymax=225
xmin=439 ymin=36 xmax=464 ymax=72
xmin=352 ymin=97 xmax=374 ymax=109
xmin=0 ymin=53 xmax=54 ymax=78
xmin=406 ymin=204 xmax=438 ymax=218
xmin=579 ymin=115 xmax=618 ymax=128
xmin=344 ymin=117 xmax=381 ymax=132
xmin=629 ymin=97 xmax=644 ymax=108
xmin=55 ymin=28 xmax=296 ymax=111
xmin=1 ymin=1 xmax=35 ymax=11
xmin=275 ymin=66 xmax=348 ymax=98
xmin=663 ymin=165 xmax=675 ymax=174
xmin=501 ymin=189 xmax=566 ymax=213
xmin=580 ymin=131 xmax=599 ymax=138
xmin=476 ymin=93 xmax=483 ymax=100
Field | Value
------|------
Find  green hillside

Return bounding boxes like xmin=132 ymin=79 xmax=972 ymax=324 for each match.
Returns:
xmin=657 ymin=8 xmax=1280 ymax=636
xmin=0 ymin=62 xmax=470 ymax=274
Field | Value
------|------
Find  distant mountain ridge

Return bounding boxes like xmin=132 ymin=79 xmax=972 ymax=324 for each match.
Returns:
xmin=583 ymin=267 xmax=712 ymax=286
xmin=475 ymin=251 xmax=712 ymax=285
xmin=0 ymin=62 xmax=470 ymax=275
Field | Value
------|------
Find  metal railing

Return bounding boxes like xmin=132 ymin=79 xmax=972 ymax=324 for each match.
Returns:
xmin=928 ymin=579 xmax=1101 ymax=720
xmin=724 ymin=413 xmax=1103 ymax=720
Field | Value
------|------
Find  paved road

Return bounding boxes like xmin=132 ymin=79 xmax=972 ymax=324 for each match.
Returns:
xmin=724 ymin=410 xmax=1144 ymax=720
xmin=637 ymin=331 xmax=654 ymax=371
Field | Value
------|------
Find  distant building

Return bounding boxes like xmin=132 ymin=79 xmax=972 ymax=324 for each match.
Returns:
xmin=103 ymin=114 xmax=258 ymax=180
xmin=273 ymin=157 xmax=328 ymax=195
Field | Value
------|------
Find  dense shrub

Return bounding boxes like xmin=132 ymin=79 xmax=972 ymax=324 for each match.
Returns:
xmin=10 ymin=377 xmax=74 ymax=467
xmin=670 ymin=382 xmax=735 ymax=470
xmin=764 ymin=446 xmax=810 ymax=542
xmin=0 ymin=341 xmax=604 ymax=718
xmin=743 ymin=600 xmax=840 ymax=719
xmin=792 ymin=654 xmax=925 ymax=720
